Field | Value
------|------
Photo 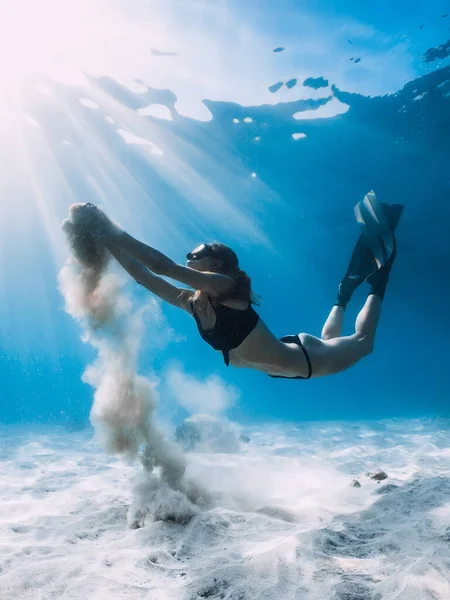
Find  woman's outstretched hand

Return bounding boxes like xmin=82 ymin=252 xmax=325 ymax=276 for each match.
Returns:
xmin=71 ymin=203 xmax=121 ymax=242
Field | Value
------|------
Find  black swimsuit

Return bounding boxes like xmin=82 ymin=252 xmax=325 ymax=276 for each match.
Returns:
xmin=190 ymin=299 xmax=259 ymax=366
xmin=190 ymin=298 xmax=312 ymax=379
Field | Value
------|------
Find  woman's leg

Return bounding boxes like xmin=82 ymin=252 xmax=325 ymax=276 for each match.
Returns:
xmin=321 ymin=306 xmax=344 ymax=340
xmin=302 ymin=294 xmax=382 ymax=377
xmin=354 ymin=293 xmax=381 ymax=340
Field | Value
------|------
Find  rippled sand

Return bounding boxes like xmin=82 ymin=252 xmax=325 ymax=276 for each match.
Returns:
xmin=1 ymin=418 xmax=449 ymax=600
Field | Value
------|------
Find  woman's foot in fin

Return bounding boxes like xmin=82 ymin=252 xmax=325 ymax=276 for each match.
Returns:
xmin=366 ymin=237 xmax=397 ymax=300
xmin=355 ymin=192 xmax=403 ymax=268
xmin=336 ymin=201 xmax=403 ymax=309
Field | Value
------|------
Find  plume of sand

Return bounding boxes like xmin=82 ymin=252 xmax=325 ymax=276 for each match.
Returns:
xmin=59 ymin=203 xmax=209 ymax=522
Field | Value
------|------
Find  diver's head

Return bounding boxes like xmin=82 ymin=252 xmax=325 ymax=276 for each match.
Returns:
xmin=186 ymin=242 xmax=258 ymax=305
xmin=186 ymin=242 xmax=239 ymax=274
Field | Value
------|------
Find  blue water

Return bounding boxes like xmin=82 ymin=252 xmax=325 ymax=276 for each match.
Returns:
xmin=1 ymin=31 xmax=449 ymax=425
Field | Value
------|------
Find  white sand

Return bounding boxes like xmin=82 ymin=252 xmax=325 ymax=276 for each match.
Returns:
xmin=1 ymin=418 xmax=449 ymax=600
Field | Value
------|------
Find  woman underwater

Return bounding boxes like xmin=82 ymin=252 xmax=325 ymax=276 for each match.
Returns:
xmin=71 ymin=192 xmax=403 ymax=380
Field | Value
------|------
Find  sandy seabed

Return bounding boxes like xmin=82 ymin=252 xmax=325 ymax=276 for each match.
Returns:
xmin=1 ymin=418 xmax=449 ymax=600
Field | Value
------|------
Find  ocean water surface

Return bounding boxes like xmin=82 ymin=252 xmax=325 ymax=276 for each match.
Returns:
xmin=0 ymin=1 xmax=449 ymax=599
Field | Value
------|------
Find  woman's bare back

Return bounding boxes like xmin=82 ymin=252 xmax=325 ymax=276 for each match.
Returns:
xmin=190 ymin=291 xmax=311 ymax=378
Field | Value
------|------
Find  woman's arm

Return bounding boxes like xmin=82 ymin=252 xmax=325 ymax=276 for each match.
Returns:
xmin=84 ymin=203 xmax=235 ymax=297
xmin=112 ymin=230 xmax=176 ymax=276
xmin=107 ymin=242 xmax=193 ymax=312
xmin=110 ymin=231 xmax=235 ymax=297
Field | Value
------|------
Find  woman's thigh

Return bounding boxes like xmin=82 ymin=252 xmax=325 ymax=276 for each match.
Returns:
xmin=300 ymin=332 xmax=370 ymax=377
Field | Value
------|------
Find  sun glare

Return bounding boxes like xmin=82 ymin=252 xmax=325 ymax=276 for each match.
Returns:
xmin=0 ymin=0 xmax=95 ymax=94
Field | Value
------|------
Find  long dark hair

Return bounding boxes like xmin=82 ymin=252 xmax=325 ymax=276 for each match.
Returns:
xmin=208 ymin=242 xmax=260 ymax=306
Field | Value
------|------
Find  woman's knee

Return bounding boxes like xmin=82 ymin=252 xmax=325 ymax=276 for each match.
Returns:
xmin=321 ymin=328 xmax=339 ymax=341
xmin=324 ymin=335 xmax=373 ymax=376
xmin=356 ymin=334 xmax=374 ymax=357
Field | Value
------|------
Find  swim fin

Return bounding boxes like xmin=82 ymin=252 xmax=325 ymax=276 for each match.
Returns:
xmin=336 ymin=197 xmax=403 ymax=309
xmin=365 ymin=201 xmax=404 ymax=300
xmin=354 ymin=191 xmax=399 ymax=268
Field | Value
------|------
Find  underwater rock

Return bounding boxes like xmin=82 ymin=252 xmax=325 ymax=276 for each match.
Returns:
xmin=175 ymin=419 xmax=201 ymax=450
xmin=351 ymin=479 xmax=362 ymax=488
xmin=175 ymin=414 xmax=241 ymax=453
xmin=367 ymin=469 xmax=388 ymax=482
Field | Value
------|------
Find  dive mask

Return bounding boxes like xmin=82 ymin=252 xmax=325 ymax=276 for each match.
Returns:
xmin=186 ymin=244 xmax=213 ymax=261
